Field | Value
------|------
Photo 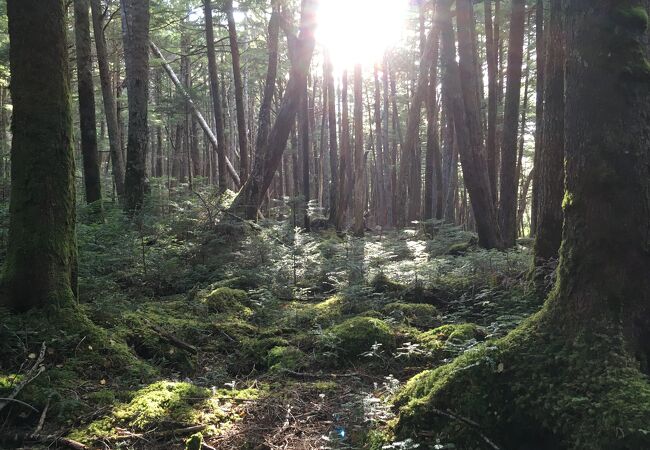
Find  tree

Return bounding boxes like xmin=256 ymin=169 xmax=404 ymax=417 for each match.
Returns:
xmin=1 ymin=0 xmax=78 ymax=311
xmin=484 ymin=0 xmax=499 ymax=199
xmin=533 ymin=0 xmax=565 ymax=275
xmin=74 ymin=0 xmax=102 ymax=210
xmin=203 ymin=0 xmax=228 ymax=190
xmin=352 ymin=64 xmax=365 ymax=237
xmin=441 ymin=0 xmax=501 ymax=249
xmin=325 ymin=50 xmax=339 ymax=225
xmin=225 ymin=0 xmax=249 ymax=183
xmin=336 ymin=69 xmax=351 ymax=231
xmin=498 ymin=0 xmax=527 ymax=247
xmin=229 ymin=0 xmax=318 ymax=220
xmin=120 ymin=0 xmax=150 ymax=212
xmin=91 ymin=0 xmax=125 ymax=201
xmin=395 ymin=2 xmax=650 ymax=447
xmin=531 ymin=0 xmax=546 ymax=234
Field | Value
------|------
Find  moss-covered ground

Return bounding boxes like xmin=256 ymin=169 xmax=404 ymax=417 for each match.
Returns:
xmin=0 ymin=195 xmax=538 ymax=449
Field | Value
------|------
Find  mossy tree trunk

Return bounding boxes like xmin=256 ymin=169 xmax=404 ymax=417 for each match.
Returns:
xmin=74 ymin=0 xmax=103 ymax=211
xmin=396 ymin=1 xmax=650 ymax=448
xmin=120 ymin=0 xmax=150 ymax=213
xmin=2 ymin=0 xmax=78 ymax=312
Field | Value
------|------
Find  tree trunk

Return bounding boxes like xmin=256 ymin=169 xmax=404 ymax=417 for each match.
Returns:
xmin=90 ymin=0 xmax=125 ymax=201
xmin=442 ymin=0 xmax=501 ymax=249
xmin=255 ymin=6 xmax=279 ymax=160
xmin=336 ymin=70 xmax=351 ymax=231
xmin=225 ymin=0 xmax=249 ymax=183
xmin=325 ymin=51 xmax=339 ymax=225
xmin=353 ymin=64 xmax=365 ymax=237
xmin=74 ymin=0 xmax=102 ymax=210
xmin=203 ymin=0 xmax=229 ymax=190
xmin=229 ymin=0 xmax=317 ymax=220
xmin=2 ymin=0 xmax=78 ymax=311
xmin=498 ymin=0 xmax=527 ymax=247
xmin=484 ymin=0 xmax=498 ymax=200
xmin=120 ymin=0 xmax=150 ymax=213
xmin=531 ymin=0 xmax=545 ymax=234
xmin=424 ymin=23 xmax=442 ymax=221
xmin=533 ymin=0 xmax=565 ymax=269
xmin=301 ymin=82 xmax=311 ymax=230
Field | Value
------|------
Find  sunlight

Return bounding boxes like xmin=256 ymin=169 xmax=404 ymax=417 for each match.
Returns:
xmin=316 ymin=0 xmax=410 ymax=70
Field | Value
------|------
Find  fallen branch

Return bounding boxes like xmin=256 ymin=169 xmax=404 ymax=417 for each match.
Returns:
xmin=146 ymin=321 xmax=198 ymax=355
xmin=0 ymin=342 xmax=46 ymax=413
xmin=150 ymin=40 xmax=240 ymax=188
xmin=428 ymin=408 xmax=501 ymax=450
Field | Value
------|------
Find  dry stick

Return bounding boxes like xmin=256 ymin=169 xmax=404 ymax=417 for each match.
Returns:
xmin=31 ymin=395 xmax=52 ymax=437
xmin=146 ymin=321 xmax=198 ymax=354
xmin=0 ymin=342 xmax=46 ymax=413
xmin=150 ymin=41 xmax=241 ymax=188
xmin=428 ymin=407 xmax=501 ymax=450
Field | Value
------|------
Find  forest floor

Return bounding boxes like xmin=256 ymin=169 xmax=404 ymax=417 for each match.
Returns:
xmin=0 ymin=190 xmax=542 ymax=449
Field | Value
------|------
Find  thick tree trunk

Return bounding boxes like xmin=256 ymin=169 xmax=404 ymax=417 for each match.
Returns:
xmin=498 ymin=0 xmax=527 ymax=247
xmin=353 ymin=64 xmax=365 ymax=237
xmin=74 ymin=0 xmax=102 ymax=209
xmin=2 ymin=0 xmax=78 ymax=311
xmin=203 ymin=0 xmax=229 ymax=190
xmin=424 ymin=25 xmax=442 ymax=221
xmin=90 ymin=0 xmax=125 ymax=201
xmin=225 ymin=0 xmax=249 ymax=183
xmin=442 ymin=0 xmax=501 ymax=249
xmin=120 ymin=0 xmax=150 ymax=213
xmin=229 ymin=0 xmax=317 ymax=220
xmin=301 ymin=83 xmax=311 ymax=230
xmin=533 ymin=0 xmax=565 ymax=269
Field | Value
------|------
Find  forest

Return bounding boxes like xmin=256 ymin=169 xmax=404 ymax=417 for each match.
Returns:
xmin=1 ymin=0 xmax=649 ymax=448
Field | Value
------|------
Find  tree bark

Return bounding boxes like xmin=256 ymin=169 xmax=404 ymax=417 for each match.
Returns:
xmin=120 ymin=0 xmax=150 ymax=213
xmin=255 ymin=6 xmax=280 ymax=161
xmin=424 ymin=20 xmax=442 ymax=221
xmin=531 ymin=0 xmax=545 ymax=234
xmin=2 ymin=0 xmax=78 ymax=311
xmin=90 ymin=0 xmax=125 ymax=201
xmin=225 ymin=0 xmax=249 ymax=183
xmin=498 ymin=0 xmax=527 ymax=247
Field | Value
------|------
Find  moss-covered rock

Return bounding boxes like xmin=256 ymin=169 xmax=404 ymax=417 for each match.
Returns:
xmin=326 ymin=317 xmax=396 ymax=359
xmin=267 ymin=346 xmax=308 ymax=372
xmin=394 ymin=313 xmax=650 ymax=449
xmin=383 ymin=302 xmax=441 ymax=329
xmin=204 ymin=287 xmax=251 ymax=317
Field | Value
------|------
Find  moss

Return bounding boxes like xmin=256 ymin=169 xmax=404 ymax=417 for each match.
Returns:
xmin=614 ymin=5 xmax=649 ymax=31
xmin=85 ymin=389 xmax=117 ymax=406
xmin=383 ymin=302 xmax=440 ymax=329
xmin=314 ymin=294 xmax=344 ymax=322
xmin=267 ymin=346 xmax=307 ymax=372
xmin=326 ymin=317 xmax=396 ymax=359
xmin=394 ymin=311 xmax=650 ymax=449
xmin=69 ymin=381 xmax=262 ymax=444
xmin=185 ymin=432 xmax=203 ymax=450
xmin=204 ymin=287 xmax=251 ymax=317
xmin=371 ymin=273 xmax=406 ymax=294
xmin=242 ymin=336 xmax=290 ymax=369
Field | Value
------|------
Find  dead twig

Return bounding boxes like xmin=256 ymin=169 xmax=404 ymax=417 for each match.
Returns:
xmin=428 ymin=408 xmax=501 ymax=450
xmin=0 ymin=342 xmax=46 ymax=414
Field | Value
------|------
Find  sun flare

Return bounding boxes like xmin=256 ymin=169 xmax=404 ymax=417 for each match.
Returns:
xmin=316 ymin=0 xmax=410 ymax=70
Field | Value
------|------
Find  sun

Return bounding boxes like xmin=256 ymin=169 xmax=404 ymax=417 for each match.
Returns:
xmin=316 ymin=0 xmax=410 ymax=70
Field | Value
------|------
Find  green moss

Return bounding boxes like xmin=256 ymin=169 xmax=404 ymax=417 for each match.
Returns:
xmin=326 ymin=317 xmax=396 ymax=359
xmin=185 ymin=432 xmax=203 ymax=450
xmin=204 ymin=287 xmax=251 ymax=317
xmin=314 ymin=294 xmax=344 ymax=322
xmin=267 ymin=346 xmax=307 ymax=372
xmin=395 ymin=311 xmax=650 ymax=449
xmin=383 ymin=302 xmax=440 ymax=329
xmin=614 ymin=5 xmax=649 ymax=31
xmin=371 ymin=273 xmax=406 ymax=294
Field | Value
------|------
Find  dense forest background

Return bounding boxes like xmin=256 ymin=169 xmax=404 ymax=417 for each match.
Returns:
xmin=1 ymin=0 xmax=650 ymax=449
